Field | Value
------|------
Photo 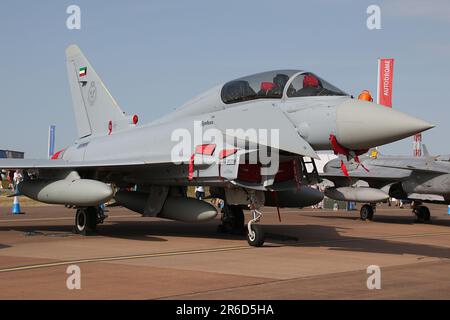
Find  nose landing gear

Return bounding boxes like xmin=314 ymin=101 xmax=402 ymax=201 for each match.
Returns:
xmin=247 ymin=205 xmax=265 ymax=247
xmin=246 ymin=195 xmax=265 ymax=247
xmin=217 ymin=191 xmax=266 ymax=247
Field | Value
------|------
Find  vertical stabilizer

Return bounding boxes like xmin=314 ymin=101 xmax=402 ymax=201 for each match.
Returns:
xmin=66 ymin=44 xmax=126 ymax=138
xmin=422 ymin=144 xmax=430 ymax=157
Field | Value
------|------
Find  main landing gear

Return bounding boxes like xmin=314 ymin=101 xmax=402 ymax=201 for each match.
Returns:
xmin=360 ymin=204 xmax=375 ymax=221
xmin=413 ymin=203 xmax=431 ymax=223
xmin=217 ymin=205 xmax=245 ymax=235
xmin=359 ymin=201 xmax=431 ymax=223
xmin=73 ymin=206 xmax=108 ymax=235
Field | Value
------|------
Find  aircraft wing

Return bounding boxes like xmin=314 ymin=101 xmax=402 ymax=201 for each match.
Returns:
xmin=407 ymin=193 xmax=446 ymax=202
xmin=321 ymin=157 xmax=411 ymax=188
xmin=0 ymin=156 xmax=171 ymax=170
xmin=213 ymin=104 xmax=319 ymax=159
xmin=320 ymin=171 xmax=406 ymax=188
xmin=370 ymin=161 xmax=449 ymax=174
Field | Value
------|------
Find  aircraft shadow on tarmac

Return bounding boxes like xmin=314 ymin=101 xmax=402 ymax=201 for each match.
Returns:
xmin=0 ymin=220 xmax=449 ymax=259
xmin=264 ymin=224 xmax=450 ymax=259
xmin=308 ymin=213 xmax=450 ymax=227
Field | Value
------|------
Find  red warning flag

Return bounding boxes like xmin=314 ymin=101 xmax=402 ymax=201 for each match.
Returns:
xmin=340 ymin=160 xmax=349 ymax=177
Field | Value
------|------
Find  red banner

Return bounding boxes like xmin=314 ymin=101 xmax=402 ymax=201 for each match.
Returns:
xmin=377 ymin=58 xmax=394 ymax=107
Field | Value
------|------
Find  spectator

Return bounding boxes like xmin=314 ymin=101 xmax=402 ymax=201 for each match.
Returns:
xmin=13 ymin=170 xmax=23 ymax=193
xmin=211 ymin=198 xmax=225 ymax=213
xmin=0 ymin=170 xmax=5 ymax=190
xmin=195 ymin=185 xmax=205 ymax=200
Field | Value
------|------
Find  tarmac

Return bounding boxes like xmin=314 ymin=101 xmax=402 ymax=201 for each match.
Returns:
xmin=0 ymin=203 xmax=449 ymax=299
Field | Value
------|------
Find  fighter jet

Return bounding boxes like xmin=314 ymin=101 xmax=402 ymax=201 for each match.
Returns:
xmin=0 ymin=45 xmax=433 ymax=246
xmin=322 ymin=146 xmax=449 ymax=223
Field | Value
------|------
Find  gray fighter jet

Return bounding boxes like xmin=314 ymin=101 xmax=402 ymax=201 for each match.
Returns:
xmin=0 ymin=45 xmax=433 ymax=246
xmin=322 ymin=146 xmax=449 ymax=223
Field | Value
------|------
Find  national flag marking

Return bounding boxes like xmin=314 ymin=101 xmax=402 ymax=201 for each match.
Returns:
xmin=79 ymin=67 xmax=87 ymax=77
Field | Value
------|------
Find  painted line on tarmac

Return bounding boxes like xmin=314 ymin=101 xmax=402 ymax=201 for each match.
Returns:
xmin=0 ymin=245 xmax=252 ymax=273
xmin=1 ymin=231 xmax=449 ymax=273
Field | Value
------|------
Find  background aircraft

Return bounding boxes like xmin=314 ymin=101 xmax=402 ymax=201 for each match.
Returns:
xmin=322 ymin=146 xmax=450 ymax=223
xmin=0 ymin=45 xmax=433 ymax=246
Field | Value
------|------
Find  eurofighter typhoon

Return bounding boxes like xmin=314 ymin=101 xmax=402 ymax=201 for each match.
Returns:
xmin=0 ymin=45 xmax=433 ymax=246
xmin=322 ymin=146 xmax=449 ymax=223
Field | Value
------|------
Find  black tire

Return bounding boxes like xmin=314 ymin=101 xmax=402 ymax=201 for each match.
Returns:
xmin=231 ymin=206 xmax=245 ymax=234
xmin=216 ymin=224 xmax=227 ymax=233
xmin=247 ymin=224 xmax=265 ymax=247
xmin=220 ymin=205 xmax=245 ymax=234
xmin=360 ymin=204 xmax=374 ymax=221
xmin=74 ymin=207 xmax=98 ymax=235
xmin=422 ymin=206 xmax=431 ymax=222
xmin=415 ymin=211 xmax=424 ymax=223
xmin=416 ymin=206 xmax=431 ymax=223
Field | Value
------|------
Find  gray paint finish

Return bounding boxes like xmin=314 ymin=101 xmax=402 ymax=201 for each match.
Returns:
xmin=322 ymin=148 xmax=450 ymax=204
xmin=0 ymin=45 xmax=435 ymax=208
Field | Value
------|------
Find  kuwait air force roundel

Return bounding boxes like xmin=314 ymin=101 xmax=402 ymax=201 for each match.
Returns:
xmin=88 ymin=81 xmax=97 ymax=106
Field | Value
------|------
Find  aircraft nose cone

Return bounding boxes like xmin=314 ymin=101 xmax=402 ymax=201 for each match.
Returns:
xmin=336 ymin=99 xmax=434 ymax=150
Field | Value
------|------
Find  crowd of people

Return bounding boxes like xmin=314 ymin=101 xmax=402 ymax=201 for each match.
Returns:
xmin=0 ymin=169 xmax=35 ymax=193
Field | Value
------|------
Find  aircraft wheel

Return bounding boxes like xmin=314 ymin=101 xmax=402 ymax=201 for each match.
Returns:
xmin=360 ymin=204 xmax=374 ymax=221
xmin=216 ymin=224 xmax=227 ymax=233
xmin=416 ymin=206 xmax=431 ymax=223
xmin=231 ymin=206 xmax=245 ymax=234
xmin=247 ymin=224 xmax=265 ymax=247
xmin=74 ymin=207 xmax=98 ymax=235
xmin=422 ymin=206 xmax=431 ymax=222
xmin=219 ymin=205 xmax=245 ymax=234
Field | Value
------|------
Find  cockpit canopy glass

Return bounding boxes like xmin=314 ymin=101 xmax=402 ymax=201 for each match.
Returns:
xmin=221 ymin=70 xmax=347 ymax=104
xmin=287 ymin=72 xmax=347 ymax=97
xmin=221 ymin=70 xmax=299 ymax=104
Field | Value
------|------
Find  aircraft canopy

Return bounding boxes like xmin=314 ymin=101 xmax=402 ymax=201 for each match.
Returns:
xmin=221 ymin=70 xmax=347 ymax=104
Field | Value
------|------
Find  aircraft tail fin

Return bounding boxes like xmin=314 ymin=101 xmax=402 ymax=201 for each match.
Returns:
xmin=66 ymin=45 xmax=134 ymax=138
xmin=422 ymin=144 xmax=430 ymax=157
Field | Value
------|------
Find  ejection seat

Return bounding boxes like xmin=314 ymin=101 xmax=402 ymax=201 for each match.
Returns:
xmin=221 ymin=80 xmax=257 ymax=103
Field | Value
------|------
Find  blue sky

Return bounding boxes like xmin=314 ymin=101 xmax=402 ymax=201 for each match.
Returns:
xmin=0 ymin=0 xmax=449 ymax=158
